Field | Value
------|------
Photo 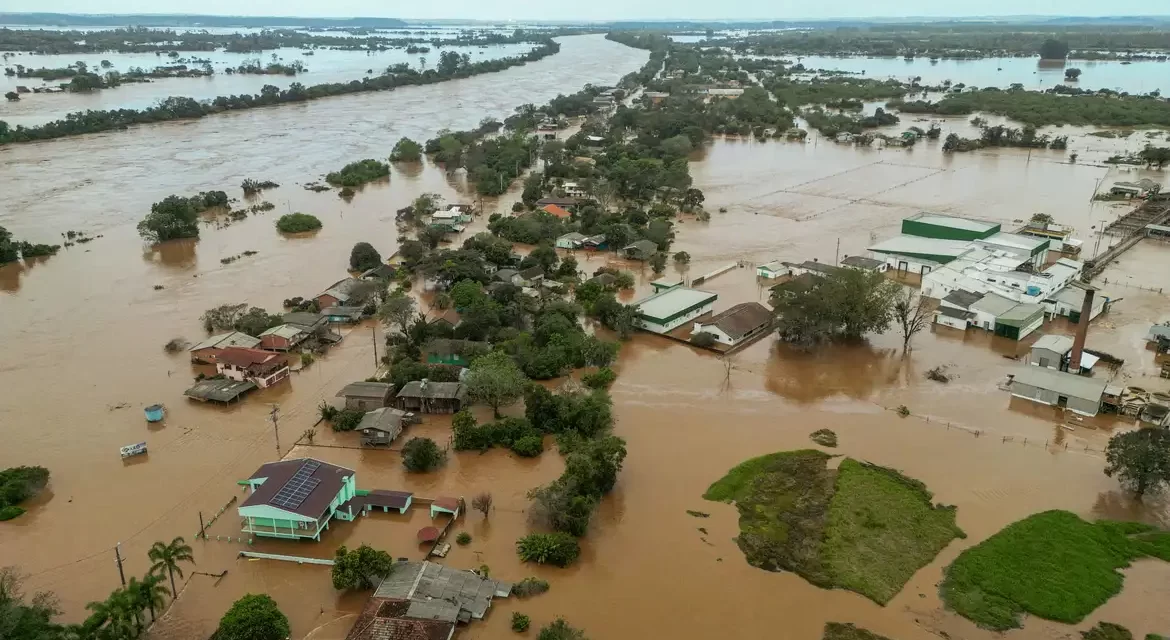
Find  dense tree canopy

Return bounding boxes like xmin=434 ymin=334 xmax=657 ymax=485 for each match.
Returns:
xmin=769 ymin=268 xmax=900 ymax=347
xmin=213 ymin=594 xmax=289 ymax=640
xmin=1104 ymin=428 xmax=1170 ymax=499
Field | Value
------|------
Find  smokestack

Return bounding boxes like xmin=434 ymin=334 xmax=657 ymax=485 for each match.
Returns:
xmin=1069 ymin=286 xmax=1096 ymax=373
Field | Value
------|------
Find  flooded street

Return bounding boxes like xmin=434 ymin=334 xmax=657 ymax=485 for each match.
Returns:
xmin=4 ymin=32 xmax=1170 ymax=640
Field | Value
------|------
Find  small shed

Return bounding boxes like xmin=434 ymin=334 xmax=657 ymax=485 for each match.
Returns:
xmin=396 ymin=380 xmax=467 ymax=414
xmin=357 ymin=408 xmax=412 ymax=447
xmin=934 ymin=305 xmax=975 ymax=330
xmin=1030 ymin=335 xmax=1075 ymax=370
xmin=336 ymin=381 xmax=396 ymax=411
xmin=430 ymin=497 xmax=462 ymax=519
xmin=1009 ymin=366 xmax=1107 ymax=416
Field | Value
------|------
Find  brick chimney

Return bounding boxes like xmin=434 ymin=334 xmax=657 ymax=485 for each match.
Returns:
xmin=1068 ymin=287 xmax=1096 ymax=373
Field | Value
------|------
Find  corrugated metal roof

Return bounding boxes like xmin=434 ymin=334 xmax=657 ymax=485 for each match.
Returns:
xmin=868 ymin=235 xmax=972 ymax=258
xmin=905 ymin=212 xmax=998 ymax=233
xmin=1011 ymin=367 xmax=1107 ymax=401
xmin=189 ymin=331 xmax=260 ymax=352
xmin=1032 ymin=334 xmax=1074 ymax=354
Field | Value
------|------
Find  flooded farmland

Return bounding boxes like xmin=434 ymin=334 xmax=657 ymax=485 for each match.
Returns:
xmin=3 ymin=31 xmax=1170 ymax=640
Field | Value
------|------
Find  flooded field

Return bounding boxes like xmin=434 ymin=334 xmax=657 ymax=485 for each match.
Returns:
xmin=0 ymin=43 xmax=538 ymax=126
xmin=3 ymin=32 xmax=1170 ymax=640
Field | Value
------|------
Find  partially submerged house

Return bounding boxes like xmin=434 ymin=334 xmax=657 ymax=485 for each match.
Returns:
xmin=357 ymin=408 xmax=415 ymax=447
xmin=541 ymin=204 xmax=572 ymax=219
xmin=933 ymin=289 xmax=983 ymax=330
xmin=322 ymin=306 xmax=365 ymax=323
xmin=336 ymin=381 xmax=396 ymax=411
xmin=259 ymin=324 xmax=307 ymax=352
xmin=282 ymin=311 xmax=329 ymax=335
xmin=215 ymin=347 xmax=289 ymax=388
xmin=632 ymin=284 xmax=718 ymax=334
xmin=555 ymin=232 xmax=587 ymax=250
xmin=622 ymin=239 xmax=659 ymax=261
xmin=691 ymin=302 xmax=773 ymax=347
xmin=783 ymin=260 xmax=840 ymax=278
xmin=424 ymin=339 xmax=490 ymax=367
xmin=1008 ymin=366 xmax=1107 ymax=416
xmin=755 ymin=260 xmax=790 ymax=279
xmin=493 ymin=269 xmax=521 ymax=286
xmin=237 ymin=458 xmax=357 ymax=540
xmin=1110 ymin=179 xmax=1160 ymax=198
xmin=184 ymin=378 xmax=257 ymax=404
xmin=396 ymin=380 xmax=468 ymax=414
xmin=359 ymin=264 xmax=398 ymax=281
xmin=517 ymin=266 xmax=545 ymax=286
xmin=189 ymin=331 xmax=260 ymax=364
xmin=315 ymin=278 xmax=367 ymax=310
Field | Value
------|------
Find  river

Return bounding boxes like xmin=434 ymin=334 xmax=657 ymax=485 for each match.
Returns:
xmin=4 ymin=31 xmax=1170 ymax=640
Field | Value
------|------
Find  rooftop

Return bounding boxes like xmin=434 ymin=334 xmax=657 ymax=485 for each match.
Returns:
xmin=337 ymin=381 xmax=395 ymax=400
xmin=373 ymin=561 xmax=511 ymax=622
xmin=189 ymin=331 xmax=260 ymax=352
xmin=184 ymin=378 xmax=256 ymax=402
xmin=282 ymin=311 xmax=327 ymax=330
xmin=905 ymin=212 xmax=999 ymax=234
xmin=323 ymin=306 xmax=365 ymax=318
xmin=357 ymin=408 xmax=408 ymax=437
xmin=1011 ymin=366 xmax=1107 ymax=401
xmin=518 ymin=266 xmax=544 ymax=280
xmin=541 ymin=204 xmax=571 ymax=219
xmin=1033 ymin=334 xmax=1074 ymax=354
xmin=397 ymin=381 xmax=466 ymax=400
xmin=867 ymin=235 xmax=972 ymax=259
xmin=997 ymin=302 xmax=1045 ymax=325
xmin=321 ymin=277 xmax=365 ymax=302
xmin=978 ymin=232 xmax=1050 ymax=254
xmin=942 ymin=289 xmax=984 ymax=309
xmin=634 ymin=286 xmax=718 ymax=322
xmin=623 ymin=239 xmax=659 ymax=257
xmin=970 ymin=292 xmax=1019 ymax=316
xmin=260 ymin=324 xmax=305 ymax=340
xmin=215 ymin=347 xmax=285 ymax=370
xmin=698 ymin=302 xmax=773 ymax=340
xmin=840 ymin=255 xmax=884 ymax=270
xmin=557 ymin=232 xmax=587 ymax=243
xmin=241 ymin=458 xmax=354 ymax=519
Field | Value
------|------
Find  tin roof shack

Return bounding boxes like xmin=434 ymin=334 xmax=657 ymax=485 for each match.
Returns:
xmin=188 ymin=331 xmax=260 ymax=364
xmin=336 ymin=381 xmax=396 ymax=411
xmin=396 ymin=380 xmax=467 ymax=414
xmin=622 ymin=239 xmax=659 ymax=261
xmin=993 ymin=303 xmax=1045 ymax=341
xmin=1009 ymin=367 xmax=1107 ymax=416
xmin=632 ymin=285 xmax=718 ymax=334
xmin=259 ymin=324 xmax=307 ymax=352
xmin=215 ymin=347 xmax=289 ymax=388
xmin=184 ymin=378 xmax=257 ymax=403
xmin=357 ymin=408 xmax=416 ymax=447
xmin=901 ymin=212 xmax=1000 ymax=241
xmin=424 ymin=339 xmax=490 ymax=368
xmin=238 ymin=458 xmax=357 ymax=540
xmin=692 ymin=302 xmax=773 ymax=347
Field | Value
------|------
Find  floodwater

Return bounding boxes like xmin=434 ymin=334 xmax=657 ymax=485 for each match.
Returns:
xmin=4 ymin=32 xmax=1170 ymax=640
xmin=792 ymin=54 xmax=1170 ymax=96
xmin=0 ymin=43 xmax=538 ymax=127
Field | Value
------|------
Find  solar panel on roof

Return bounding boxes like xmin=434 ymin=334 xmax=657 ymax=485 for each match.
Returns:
xmin=268 ymin=460 xmax=323 ymax=511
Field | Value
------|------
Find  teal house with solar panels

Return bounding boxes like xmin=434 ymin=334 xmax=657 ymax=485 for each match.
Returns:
xmin=237 ymin=458 xmax=356 ymax=541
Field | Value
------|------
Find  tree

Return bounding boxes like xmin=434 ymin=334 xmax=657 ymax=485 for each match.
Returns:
xmin=516 ymin=533 xmax=581 ymax=567
xmin=378 ymin=292 xmax=416 ymax=336
xmin=390 ymin=137 xmax=422 ymax=162
xmin=691 ymin=332 xmax=716 ymax=348
xmin=472 ymin=492 xmax=493 ymax=518
xmin=148 ymin=537 xmax=194 ymax=598
xmin=465 ymin=351 xmax=527 ymax=418
xmin=1065 ymin=68 xmax=1082 ymax=81
xmin=892 ymin=288 xmax=932 ymax=352
xmin=673 ymin=251 xmax=690 ymax=264
xmin=681 ymin=188 xmax=705 ymax=212
xmin=943 ymin=132 xmax=960 ymax=152
xmin=85 ymin=587 xmax=140 ymax=640
xmin=4 ymin=91 xmax=18 ymax=101
xmin=275 ymin=212 xmax=322 ymax=233
xmin=1104 ymin=428 xmax=1170 ymax=499
xmin=1039 ymin=39 xmax=1069 ymax=60
xmin=331 ymin=544 xmax=394 ymax=591
xmin=537 ymin=618 xmax=588 ymax=640
xmin=132 ymin=572 xmax=169 ymax=623
xmin=769 ymin=268 xmax=900 ymax=347
xmin=349 ymin=242 xmax=382 ymax=272
xmin=214 ymin=594 xmax=289 ymax=640
xmin=137 ymin=195 xmax=200 ymax=243
xmin=648 ymin=252 xmax=667 ymax=274
xmin=402 ymin=437 xmax=445 ymax=472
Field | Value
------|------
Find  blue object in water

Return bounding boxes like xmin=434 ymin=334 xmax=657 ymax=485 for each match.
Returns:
xmin=144 ymin=404 xmax=165 ymax=422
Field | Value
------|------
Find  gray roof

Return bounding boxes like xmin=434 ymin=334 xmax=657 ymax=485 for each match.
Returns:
xmin=868 ymin=235 xmax=971 ymax=259
xmin=374 ymin=561 xmax=510 ymax=622
xmin=1011 ymin=366 xmax=1107 ymax=401
xmin=323 ymin=305 xmax=365 ymax=318
xmin=943 ymin=289 xmax=984 ymax=309
xmin=1148 ymin=324 xmax=1170 ymax=341
xmin=936 ymin=306 xmax=975 ymax=320
xmin=557 ymin=232 xmax=587 ymax=243
xmin=260 ymin=324 xmax=305 ymax=340
xmin=998 ymin=303 xmax=1045 ymax=325
xmin=240 ymin=458 xmax=355 ymax=519
xmin=494 ymin=268 xmax=519 ymax=282
xmin=623 ymin=239 xmax=659 ymax=257
xmin=697 ymin=302 xmax=773 ymax=340
xmin=783 ymin=260 xmax=839 ymax=276
xmin=1032 ymin=334 xmax=1074 ymax=354
xmin=337 ymin=381 xmax=394 ymax=400
xmin=184 ymin=378 xmax=257 ymax=402
xmin=320 ymin=277 xmax=364 ymax=303
xmin=905 ymin=212 xmax=999 ymax=233
xmin=840 ymin=256 xmax=884 ymax=270
xmin=397 ymin=381 xmax=466 ymax=400
xmin=357 ymin=408 xmax=407 ymax=438
xmin=360 ymin=264 xmax=398 ymax=279
xmin=518 ymin=266 xmax=544 ymax=280
xmin=282 ymin=311 xmax=327 ymax=330
xmin=189 ymin=331 xmax=260 ymax=352
xmin=970 ymin=292 xmax=1018 ymax=317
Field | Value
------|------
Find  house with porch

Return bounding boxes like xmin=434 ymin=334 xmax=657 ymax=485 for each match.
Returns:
xmin=396 ymin=380 xmax=468 ymax=414
xmin=358 ymin=408 xmax=416 ymax=447
xmin=315 ymin=278 xmax=366 ymax=310
xmin=214 ymin=347 xmax=290 ymax=388
xmin=691 ymin=302 xmax=773 ymax=347
xmin=238 ymin=458 xmax=357 ymax=540
xmin=336 ymin=381 xmax=396 ymax=411
xmin=259 ymin=324 xmax=308 ymax=351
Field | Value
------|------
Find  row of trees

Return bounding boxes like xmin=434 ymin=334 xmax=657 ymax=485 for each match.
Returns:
xmin=892 ymin=88 xmax=1170 ymax=128
xmin=0 ymin=225 xmax=60 ymax=266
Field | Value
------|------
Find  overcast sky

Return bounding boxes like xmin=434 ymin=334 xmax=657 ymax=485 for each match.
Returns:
xmin=4 ymin=0 xmax=1167 ymax=21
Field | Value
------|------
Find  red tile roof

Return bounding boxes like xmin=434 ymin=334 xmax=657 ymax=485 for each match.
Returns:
xmin=541 ymin=204 xmax=571 ymax=219
xmin=215 ymin=347 xmax=285 ymax=369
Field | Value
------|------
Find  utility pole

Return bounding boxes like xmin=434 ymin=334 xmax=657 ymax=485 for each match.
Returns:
xmin=269 ymin=406 xmax=281 ymax=458
xmin=835 ymin=238 xmax=841 ymax=266
xmin=114 ymin=543 xmax=126 ymax=587
xmin=372 ymin=326 xmax=378 ymax=371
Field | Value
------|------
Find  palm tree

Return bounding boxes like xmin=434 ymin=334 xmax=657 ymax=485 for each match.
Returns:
xmin=120 ymin=580 xmax=145 ymax=636
xmin=148 ymin=537 xmax=194 ymax=598
xmin=85 ymin=589 xmax=139 ymax=640
xmin=132 ymin=573 xmax=169 ymax=623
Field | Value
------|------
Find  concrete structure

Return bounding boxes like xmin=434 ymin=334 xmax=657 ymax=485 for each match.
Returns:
xmin=867 ymin=235 xmax=973 ymax=274
xmin=756 ymin=260 xmax=790 ymax=279
xmin=993 ymin=303 xmax=1045 ymax=341
xmin=336 ymin=381 xmax=395 ymax=411
xmin=1008 ymin=367 xmax=1107 ymax=416
xmin=975 ymin=232 xmax=1050 ymax=269
xmin=238 ymin=458 xmax=356 ymax=540
xmin=395 ymin=380 xmax=467 ymax=414
xmin=783 ymin=260 xmax=840 ymax=278
xmin=189 ymin=331 xmax=260 ymax=364
xmin=691 ymin=302 xmax=773 ymax=347
xmin=215 ymin=347 xmax=289 ymax=388
xmin=259 ymin=324 xmax=307 ymax=351
xmin=632 ymin=285 xmax=718 ymax=334
xmin=1029 ymin=334 xmax=1099 ymax=373
xmin=1017 ymin=221 xmax=1080 ymax=256
xmin=969 ymin=292 xmax=1018 ymax=332
xmin=1045 ymin=283 xmax=1108 ymax=323
xmin=901 ymin=212 xmax=1000 ymax=241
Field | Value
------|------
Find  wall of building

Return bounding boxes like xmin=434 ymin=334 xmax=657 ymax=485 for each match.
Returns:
xmin=1011 ymin=383 xmax=1100 ymax=416
xmin=1030 ymin=348 xmax=1065 ymax=370
xmin=692 ymin=324 xmax=735 ymax=345
xmin=902 ymin=218 xmax=999 ymax=241
xmin=934 ymin=313 xmax=969 ymax=331
xmin=636 ymin=302 xmax=714 ymax=334
xmin=878 ymin=254 xmax=943 ymax=275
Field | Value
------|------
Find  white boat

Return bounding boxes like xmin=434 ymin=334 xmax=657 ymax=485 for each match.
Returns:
xmin=120 ymin=442 xmax=148 ymax=459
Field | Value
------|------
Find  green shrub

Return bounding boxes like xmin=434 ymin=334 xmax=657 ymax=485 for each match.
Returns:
xmin=325 ymin=159 xmax=390 ymax=186
xmin=402 ymin=437 xmax=445 ymax=472
xmin=456 ymin=532 xmax=472 ymax=545
xmin=275 ymin=213 xmax=322 ymax=233
xmin=537 ymin=618 xmax=586 ymax=640
xmin=1083 ymin=623 xmax=1133 ymax=640
xmin=511 ymin=612 xmax=531 ymax=632
xmin=516 ymin=532 xmax=580 ymax=567
xmin=511 ymin=577 xmax=550 ymax=598
xmin=331 ymin=409 xmax=364 ymax=432
xmin=511 ymin=435 xmax=545 ymax=457
xmin=581 ymin=367 xmax=616 ymax=389
xmin=0 ymin=505 xmax=26 ymax=521
xmin=690 ymin=332 xmax=717 ymax=348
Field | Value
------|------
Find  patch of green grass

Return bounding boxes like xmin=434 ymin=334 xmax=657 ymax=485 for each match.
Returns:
xmin=941 ymin=510 xmax=1170 ymax=630
xmin=823 ymin=623 xmax=894 ymax=640
xmin=824 ymin=460 xmax=964 ymax=604
xmin=705 ymin=450 xmax=963 ymax=604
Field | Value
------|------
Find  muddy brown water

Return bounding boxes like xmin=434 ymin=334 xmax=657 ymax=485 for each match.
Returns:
xmin=4 ymin=34 xmax=1170 ymax=640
